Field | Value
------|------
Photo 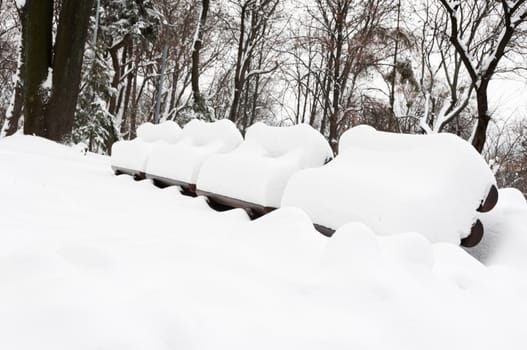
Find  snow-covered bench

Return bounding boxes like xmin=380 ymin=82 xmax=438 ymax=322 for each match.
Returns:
xmin=281 ymin=125 xmax=498 ymax=247
xmin=145 ymin=119 xmax=243 ymax=193
xmin=196 ymin=123 xmax=333 ymax=216
xmin=111 ymin=121 xmax=182 ymax=179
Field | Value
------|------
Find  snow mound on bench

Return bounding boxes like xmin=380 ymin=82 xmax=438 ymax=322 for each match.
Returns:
xmin=136 ymin=120 xmax=182 ymax=143
xmin=282 ymin=125 xmax=497 ymax=244
xmin=197 ymin=123 xmax=333 ymax=208
xmin=110 ymin=121 xmax=182 ymax=173
xmin=146 ymin=119 xmax=243 ymax=184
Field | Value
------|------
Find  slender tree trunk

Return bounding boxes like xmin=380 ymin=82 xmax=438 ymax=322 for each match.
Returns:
xmin=1 ymin=36 xmax=25 ymax=137
xmin=2 ymin=80 xmax=24 ymax=137
xmin=309 ymin=77 xmax=319 ymax=127
xmin=22 ymin=0 xmax=53 ymax=137
xmin=108 ymin=48 xmax=120 ymax=116
xmin=108 ymin=37 xmax=128 ymax=116
xmin=472 ymin=85 xmax=491 ymax=153
xmin=228 ymin=3 xmax=248 ymax=122
xmin=388 ymin=0 xmax=401 ymax=131
xmin=329 ymin=9 xmax=346 ymax=154
xmin=301 ymin=58 xmax=311 ymax=124
xmin=249 ymin=56 xmax=263 ymax=128
xmin=191 ymin=0 xmax=210 ymax=117
xmin=320 ymin=54 xmax=333 ymax=135
xmin=114 ymin=47 xmax=128 ymax=120
xmin=45 ymin=0 xmax=95 ymax=142
xmin=120 ymin=41 xmax=134 ymax=137
xmin=241 ymin=76 xmax=251 ymax=132
xmin=168 ymin=68 xmax=178 ymax=117
xmin=130 ymin=67 xmax=138 ymax=139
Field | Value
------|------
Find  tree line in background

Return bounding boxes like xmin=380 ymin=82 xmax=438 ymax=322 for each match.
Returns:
xmin=0 ymin=0 xmax=526 ymax=193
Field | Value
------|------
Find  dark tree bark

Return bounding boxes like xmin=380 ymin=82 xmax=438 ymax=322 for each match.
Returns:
xmin=21 ymin=0 xmax=94 ymax=142
xmin=115 ymin=46 xmax=128 ymax=119
xmin=108 ymin=36 xmax=129 ymax=117
xmin=130 ymin=66 xmax=138 ymax=139
xmin=22 ymin=0 xmax=53 ymax=136
xmin=45 ymin=0 xmax=95 ymax=142
xmin=121 ymin=41 xmax=134 ymax=138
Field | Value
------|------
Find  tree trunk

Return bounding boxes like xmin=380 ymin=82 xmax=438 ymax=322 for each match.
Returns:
xmin=115 ymin=46 xmax=128 ymax=120
xmin=168 ymin=68 xmax=178 ymax=117
xmin=472 ymin=87 xmax=491 ymax=153
xmin=388 ymin=0 xmax=401 ymax=131
xmin=2 ymin=80 xmax=24 ymax=137
xmin=22 ymin=0 xmax=53 ymax=137
xmin=130 ymin=68 xmax=138 ymax=139
xmin=191 ymin=0 xmax=210 ymax=117
xmin=45 ymin=0 xmax=95 ymax=143
xmin=120 ymin=41 xmax=134 ymax=138
xmin=108 ymin=37 xmax=128 ymax=117
xmin=329 ymin=9 xmax=345 ymax=154
xmin=228 ymin=3 xmax=248 ymax=123
xmin=1 ymin=38 xmax=25 ymax=138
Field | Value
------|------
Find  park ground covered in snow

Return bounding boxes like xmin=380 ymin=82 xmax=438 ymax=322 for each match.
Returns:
xmin=1 ymin=135 xmax=527 ymax=350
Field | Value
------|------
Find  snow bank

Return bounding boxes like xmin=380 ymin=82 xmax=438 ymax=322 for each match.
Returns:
xmin=282 ymin=125 xmax=497 ymax=244
xmin=110 ymin=121 xmax=182 ymax=174
xmin=323 ymin=222 xmax=434 ymax=274
xmin=470 ymin=188 xmax=527 ymax=268
xmin=197 ymin=123 xmax=333 ymax=208
xmin=146 ymin=119 xmax=243 ymax=184
xmin=2 ymin=135 xmax=527 ymax=350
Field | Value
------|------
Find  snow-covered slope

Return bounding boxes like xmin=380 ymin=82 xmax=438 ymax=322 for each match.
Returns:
xmin=1 ymin=135 xmax=527 ymax=350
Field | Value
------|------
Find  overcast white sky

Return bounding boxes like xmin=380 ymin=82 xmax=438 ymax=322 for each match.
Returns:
xmin=489 ymin=79 xmax=527 ymax=121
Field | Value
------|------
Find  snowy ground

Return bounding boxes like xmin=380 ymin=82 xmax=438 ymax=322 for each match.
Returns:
xmin=1 ymin=135 xmax=527 ymax=350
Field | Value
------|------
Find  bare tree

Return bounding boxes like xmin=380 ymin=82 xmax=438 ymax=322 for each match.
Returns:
xmin=438 ymin=0 xmax=527 ymax=152
xmin=226 ymin=0 xmax=280 ymax=126
xmin=392 ymin=0 xmax=474 ymax=136
xmin=296 ymin=0 xmax=397 ymax=152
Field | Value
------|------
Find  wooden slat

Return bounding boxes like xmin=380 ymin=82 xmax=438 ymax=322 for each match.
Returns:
xmin=461 ymin=219 xmax=484 ymax=247
xmin=196 ymin=189 xmax=275 ymax=219
xmin=112 ymin=166 xmax=145 ymax=180
xmin=146 ymin=173 xmax=197 ymax=196
xmin=477 ymin=185 xmax=499 ymax=213
xmin=313 ymin=223 xmax=335 ymax=237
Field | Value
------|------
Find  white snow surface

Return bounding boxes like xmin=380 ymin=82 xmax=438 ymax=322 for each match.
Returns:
xmin=1 ymin=135 xmax=527 ymax=350
xmin=110 ymin=121 xmax=182 ymax=173
xmin=197 ymin=123 xmax=333 ymax=207
xmin=136 ymin=121 xmax=182 ymax=143
xmin=145 ymin=119 xmax=243 ymax=184
xmin=282 ymin=125 xmax=497 ymax=244
xmin=470 ymin=188 xmax=527 ymax=269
